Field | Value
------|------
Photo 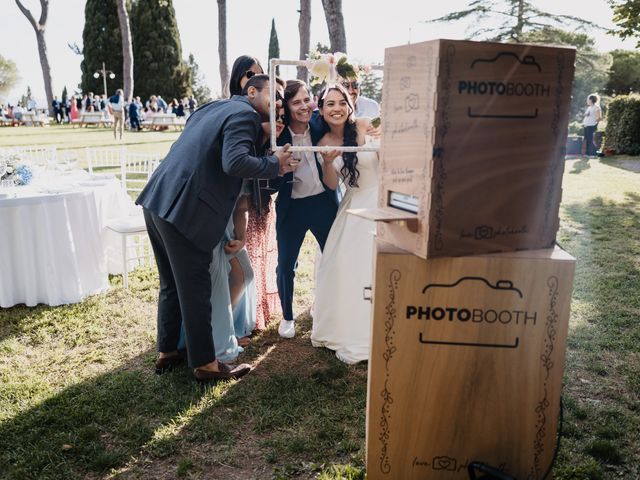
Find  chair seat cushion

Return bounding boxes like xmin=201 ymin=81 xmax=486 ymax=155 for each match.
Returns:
xmin=106 ymin=213 xmax=147 ymax=234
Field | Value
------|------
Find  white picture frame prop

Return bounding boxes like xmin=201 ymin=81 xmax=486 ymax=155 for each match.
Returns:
xmin=269 ymin=58 xmax=383 ymax=153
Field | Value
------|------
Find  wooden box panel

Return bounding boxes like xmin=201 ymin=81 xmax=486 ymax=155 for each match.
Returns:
xmin=378 ymin=39 xmax=576 ymax=258
xmin=366 ymin=242 xmax=575 ymax=479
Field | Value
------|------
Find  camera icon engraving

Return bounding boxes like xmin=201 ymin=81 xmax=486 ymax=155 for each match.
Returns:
xmin=432 ymin=456 xmax=457 ymax=471
xmin=474 ymin=225 xmax=495 ymax=240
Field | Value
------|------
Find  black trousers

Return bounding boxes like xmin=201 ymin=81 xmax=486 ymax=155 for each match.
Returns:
xmin=584 ymin=125 xmax=598 ymax=156
xmin=275 ymin=193 xmax=338 ymax=320
xmin=143 ymin=208 xmax=215 ymax=368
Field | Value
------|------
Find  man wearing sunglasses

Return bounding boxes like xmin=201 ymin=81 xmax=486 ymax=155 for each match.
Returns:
xmin=341 ymin=78 xmax=380 ymax=119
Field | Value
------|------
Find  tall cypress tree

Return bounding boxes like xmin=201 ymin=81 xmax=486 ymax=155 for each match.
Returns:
xmin=80 ymin=0 xmax=124 ymax=97
xmin=268 ymin=18 xmax=280 ymax=76
xmin=130 ymin=0 xmax=191 ymax=101
xmin=188 ymin=53 xmax=212 ymax=104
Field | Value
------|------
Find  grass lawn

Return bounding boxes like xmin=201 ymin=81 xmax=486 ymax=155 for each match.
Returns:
xmin=1 ymin=126 xmax=639 ymax=479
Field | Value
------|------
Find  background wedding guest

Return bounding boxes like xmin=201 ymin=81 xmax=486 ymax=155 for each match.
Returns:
xmin=129 ymin=96 xmax=142 ymax=131
xmin=341 ymin=74 xmax=380 ymax=118
xmin=26 ymin=95 xmax=37 ymax=111
xmin=136 ymin=74 xmax=293 ymax=383
xmin=13 ymin=103 xmax=24 ymax=122
xmin=274 ymin=79 xmax=339 ymax=339
xmin=51 ymin=96 xmax=62 ymax=123
xmin=157 ymin=95 xmax=168 ymax=113
xmin=108 ymin=89 xmax=125 ymax=140
xmin=583 ymin=94 xmax=602 ymax=157
xmin=187 ymin=95 xmax=198 ymax=116
xmin=69 ymin=95 xmax=79 ymax=122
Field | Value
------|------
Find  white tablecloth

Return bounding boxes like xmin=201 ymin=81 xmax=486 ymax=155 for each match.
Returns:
xmin=0 ymin=170 xmax=135 ymax=307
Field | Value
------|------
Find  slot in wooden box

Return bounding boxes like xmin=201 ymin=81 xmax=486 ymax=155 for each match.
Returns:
xmin=366 ymin=39 xmax=576 ymax=259
xmin=366 ymin=242 xmax=575 ymax=479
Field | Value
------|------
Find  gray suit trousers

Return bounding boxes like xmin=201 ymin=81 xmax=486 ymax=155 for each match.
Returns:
xmin=143 ymin=208 xmax=215 ymax=368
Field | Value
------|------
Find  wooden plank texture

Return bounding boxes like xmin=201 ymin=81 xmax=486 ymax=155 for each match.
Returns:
xmin=366 ymin=243 xmax=575 ymax=479
xmin=377 ymin=39 xmax=576 ymax=259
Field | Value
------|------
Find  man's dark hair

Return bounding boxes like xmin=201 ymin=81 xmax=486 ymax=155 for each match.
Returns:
xmin=242 ymin=74 xmax=270 ymax=95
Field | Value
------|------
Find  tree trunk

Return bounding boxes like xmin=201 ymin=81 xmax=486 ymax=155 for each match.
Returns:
xmin=297 ymin=0 xmax=311 ymax=82
xmin=116 ymin=0 xmax=134 ymax=102
xmin=15 ymin=0 xmax=54 ymax=116
xmin=218 ymin=0 xmax=229 ymax=98
xmin=514 ymin=0 xmax=525 ymax=42
xmin=321 ymin=0 xmax=347 ymax=53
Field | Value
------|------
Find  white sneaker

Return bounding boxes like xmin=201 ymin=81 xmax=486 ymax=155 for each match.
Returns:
xmin=278 ymin=319 xmax=295 ymax=338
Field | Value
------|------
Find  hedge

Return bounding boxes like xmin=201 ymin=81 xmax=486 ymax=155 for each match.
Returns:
xmin=604 ymin=95 xmax=640 ymax=155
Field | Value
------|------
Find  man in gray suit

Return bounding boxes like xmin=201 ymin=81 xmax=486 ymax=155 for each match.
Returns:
xmin=137 ymin=74 xmax=293 ymax=382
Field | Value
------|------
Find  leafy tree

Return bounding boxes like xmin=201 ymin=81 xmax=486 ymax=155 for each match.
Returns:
xmin=0 ymin=54 xmax=20 ymax=99
xmin=61 ymin=85 xmax=68 ymax=105
xmin=15 ymin=0 xmax=54 ymax=115
xmin=80 ymin=0 xmax=123 ymax=97
xmin=268 ymin=18 xmax=281 ymax=76
xmin=426 ymin=0 xmax=600 ymax=43
xmin=609 ymin=0 xmax=640 ymax=47
xmin=188 ymin=53 xmax=211 ymax=105
xmin=605 ymin=49 xmax=640 ymax=95
xmin=314 ymin=42 xmax=332 ymax=55
xmin=20 ymin=86 xmax=32 ymax=108
xmin=130 ymin=0 xmax=191 ymax=101
xmin=359 ymin=70 xmax=382 ymax=103
xmin=519 ymin=27 xmax=611 ymax=120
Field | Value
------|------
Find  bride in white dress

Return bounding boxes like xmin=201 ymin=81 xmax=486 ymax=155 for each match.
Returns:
xmin=311 ymin=84 xmax=378 ymax=364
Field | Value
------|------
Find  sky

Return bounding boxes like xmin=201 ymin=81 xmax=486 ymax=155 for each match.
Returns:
xmin=1 ymin=0 xmax=637 ymax=105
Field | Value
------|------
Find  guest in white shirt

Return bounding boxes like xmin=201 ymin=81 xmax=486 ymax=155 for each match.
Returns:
xmin=341 ymin=77 xmax=380 ymax=119
xmin=13 ymin=103 xmax=24 ymax=122
xmin=273 ymin=80 xmax=340 ymax=339
xmin=582 ymin=94 xmax=602 ymax=157
xmin=108 ymin=89 xmax=125 ymax=140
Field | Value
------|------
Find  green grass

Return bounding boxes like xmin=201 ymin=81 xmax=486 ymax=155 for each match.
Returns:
xmin=1 ymin=126 xmax=639 ymax=479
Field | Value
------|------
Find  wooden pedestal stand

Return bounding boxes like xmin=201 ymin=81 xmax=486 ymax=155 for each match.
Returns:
xmin=366 ymin=242 xmax=575 ymax=479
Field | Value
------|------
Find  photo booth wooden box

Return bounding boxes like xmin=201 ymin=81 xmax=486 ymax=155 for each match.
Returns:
xmin=371 ymin=39 xmax=576 ymax=259
xmin=366 ymin=242 xmax=575 ymax=479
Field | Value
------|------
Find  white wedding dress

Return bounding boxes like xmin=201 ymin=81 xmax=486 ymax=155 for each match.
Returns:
xmin=311 ymin=148 xmax=378 ymax=364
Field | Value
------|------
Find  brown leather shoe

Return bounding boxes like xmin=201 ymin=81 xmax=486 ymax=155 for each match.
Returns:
xmin=193 ymin=362 xmax=252 ymax=383
xmin=155 ymin=350 xmax=186 ymax=374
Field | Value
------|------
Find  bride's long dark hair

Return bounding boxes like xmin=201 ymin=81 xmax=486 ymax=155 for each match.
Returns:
xmin=317 ymin=84 xmax=360 ymax=187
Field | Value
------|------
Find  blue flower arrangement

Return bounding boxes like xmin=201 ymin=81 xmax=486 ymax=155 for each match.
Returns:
xmin=13 ymin=164 xmax=33 ymax=186
xmin=0 ymin=154 xmax=33 ymax=186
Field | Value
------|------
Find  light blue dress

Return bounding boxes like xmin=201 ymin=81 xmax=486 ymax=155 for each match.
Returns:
xmin=177 ymin=192 xmax=256 ymax=363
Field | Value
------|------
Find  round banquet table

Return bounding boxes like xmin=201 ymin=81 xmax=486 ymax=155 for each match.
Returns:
xmin=0 ymin=170 xmax=135 ymax=307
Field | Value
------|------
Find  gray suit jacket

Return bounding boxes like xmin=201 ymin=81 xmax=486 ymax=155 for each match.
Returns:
xmin=136 ymin=96 xmax=279 ymax=252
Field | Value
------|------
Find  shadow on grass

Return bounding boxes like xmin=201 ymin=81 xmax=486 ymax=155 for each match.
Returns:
xmin=0 ymin=314 xmax=368 ymax=479
xmin=0 ymin=350 xmax=210 ymax=480
xmin=568 ymin=157 xmax=592 ymax=175
xmin=556 ymin=191 xmax=640 ymax=477
xmin=561 ymin=191 xmax=640 ymax=352
xmin=600 ymin=156 xmax=640 ymax=174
